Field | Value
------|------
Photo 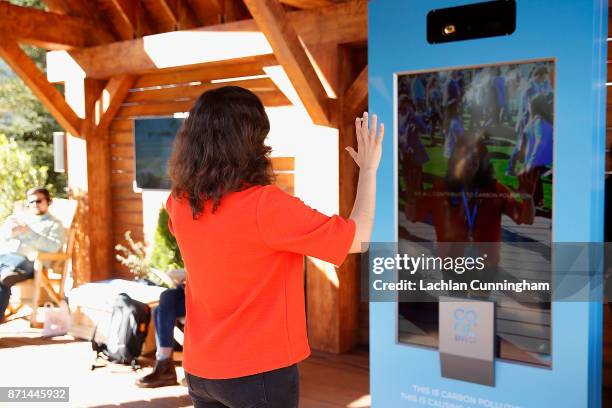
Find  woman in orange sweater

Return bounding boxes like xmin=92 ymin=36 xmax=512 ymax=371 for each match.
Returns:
xmin=166 ymin=86 xmax=383 ymax=408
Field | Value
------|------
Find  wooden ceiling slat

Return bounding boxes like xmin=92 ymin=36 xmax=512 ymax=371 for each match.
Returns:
xmin=223 ymin=0 xmax=250 ymax=21
xmin=187 ymin=0 xmax=223 ymax=25
xmin=126 ymin=77 xmax=277 ymax=102
xmin=99 ymin=0 xmax=155 ymax=39
xmin=143 ymin=0 xmax=179 ymax=32
xmin=279 ymin=0 xmax=335 ymax=8
xmin=172 ymin=0 xmax=200 ymax=28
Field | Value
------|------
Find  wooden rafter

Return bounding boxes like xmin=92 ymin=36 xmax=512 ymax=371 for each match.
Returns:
xmin=98 ymin=0 xmax=155 ymax=39
xmin=187 ymin=0 xmax=223 ymax=25
xmin=47 ymin=1 xmax=365 ymax=79
xmin=172 ymin=0 xmax=200 ymax=28
xmin=223 ymin=0 xmax=250 ymax=21
xmin=243 ymin=0 xmax=330 ymax=125
xmin=106 ymin=0 xmax=138 ymax=39
xmin=0 ymin=39 xmax=82 ymax=136
xmin=143 ymin=0 xmax=179 ymax=32
xmin=0 ymin=1 xmax=114 ymax=49
xmin=343 ymin=65 xmax=368 ymax=120
xmin=96 ymin=75 xmax=135 ymax=130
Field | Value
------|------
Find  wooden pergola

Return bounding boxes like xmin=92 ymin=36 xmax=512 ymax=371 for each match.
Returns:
xmin=0 ymin=0 xmax=368 ymax=353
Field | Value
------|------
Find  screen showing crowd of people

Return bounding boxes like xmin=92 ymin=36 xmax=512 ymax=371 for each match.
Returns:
xmin=397 ymin=60 xmax=554 ymax=367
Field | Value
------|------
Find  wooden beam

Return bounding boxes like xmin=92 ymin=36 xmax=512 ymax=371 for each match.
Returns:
xmin=243 ymin=0 xmax=330 ymax=125
xmin=116 ymin=90 xmax=290 ymax=118
xmin=343 ymin=65 xmax=368 ymax=119
xmin=0 ymin=40 xmax=82 ymax=136
xmin=126 ymin=77 xmax=276 ymax=102
xmin=96 ymin=75 xmax=135 ymax=130
xmin=0 ymin=1 xmax=114 ymax=49
xmin=133 ymin=54 xmax=277 ymax=88
xmin=47 ymin=0 xmax=366 ymax=79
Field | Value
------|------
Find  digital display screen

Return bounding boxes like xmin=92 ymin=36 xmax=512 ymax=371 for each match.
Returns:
xmin=396 ymin=60 xmax=554 ymax=367
xmin=134 ymin=117 xmax=184 ymax=190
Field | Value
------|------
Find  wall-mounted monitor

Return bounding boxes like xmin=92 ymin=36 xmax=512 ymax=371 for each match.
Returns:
xmin=133 ymin=117 xmax=184 ymax=190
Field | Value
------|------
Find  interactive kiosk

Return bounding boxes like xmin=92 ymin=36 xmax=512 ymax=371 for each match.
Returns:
xmin=368 ymin=1 xmax=607 ymax=407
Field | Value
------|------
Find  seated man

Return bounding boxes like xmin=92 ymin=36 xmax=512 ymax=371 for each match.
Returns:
xmin=0 ymin=187 xmax=65 ymax=321
xmin=136 ymin=281 xmax=186 ymax=388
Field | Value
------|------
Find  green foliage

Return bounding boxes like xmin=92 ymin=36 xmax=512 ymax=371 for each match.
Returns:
xmin=0 ymin=134 xmax=48 ymax=219
xmin=0 ymin=0 xmax=66 ymax=198
xmin=150 ymin=207 xmax=184 ymax=271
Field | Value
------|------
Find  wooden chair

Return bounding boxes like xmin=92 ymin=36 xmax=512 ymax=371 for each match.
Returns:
xmin=6 ymin=199 xmax=78 ymax=327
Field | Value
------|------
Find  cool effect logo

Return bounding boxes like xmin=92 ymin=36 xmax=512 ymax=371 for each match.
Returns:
xmin=453 ymin=307 xmax=477 ymax=344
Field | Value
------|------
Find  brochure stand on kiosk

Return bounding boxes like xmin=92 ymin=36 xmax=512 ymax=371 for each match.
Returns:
xmin=368 ymin=1 xmax=607 ymax=407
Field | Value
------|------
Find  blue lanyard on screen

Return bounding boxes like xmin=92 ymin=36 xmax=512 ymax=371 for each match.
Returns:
xmin=461 ymin=188 xmax=479 ymax=242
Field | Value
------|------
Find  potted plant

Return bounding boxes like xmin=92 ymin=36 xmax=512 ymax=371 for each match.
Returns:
xmin=115 ymin=207 xmax=184 ymax=288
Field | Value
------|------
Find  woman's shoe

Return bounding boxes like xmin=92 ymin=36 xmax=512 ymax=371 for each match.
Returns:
xmin=135 ymin=358 xmax=178 ymax=388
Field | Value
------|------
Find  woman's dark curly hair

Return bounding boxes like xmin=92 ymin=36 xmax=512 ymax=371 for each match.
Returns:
xmin=168 ymin=86 xmax=273 ymax=218
xmin=446 ymin=134 xmax=495 ymax=193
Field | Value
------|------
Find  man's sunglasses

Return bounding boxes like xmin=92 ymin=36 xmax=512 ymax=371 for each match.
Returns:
xmin=28 ymin=199 xmax=45 ymax=205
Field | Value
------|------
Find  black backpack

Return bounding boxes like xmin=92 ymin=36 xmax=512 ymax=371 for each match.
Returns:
xmin=91 ymin=293 xmax=151 ymax=370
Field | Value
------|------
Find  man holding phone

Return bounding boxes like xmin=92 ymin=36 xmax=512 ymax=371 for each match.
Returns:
xmin=0 ymin=187 xmax=65 ymax=322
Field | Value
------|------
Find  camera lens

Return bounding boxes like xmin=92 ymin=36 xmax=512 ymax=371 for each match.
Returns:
xmin=443 ymin=24 xmax=456 ymax=35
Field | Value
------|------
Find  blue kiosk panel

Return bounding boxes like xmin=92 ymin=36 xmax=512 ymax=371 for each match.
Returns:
xmin=368 ymin=1 xmax=607 ymax=407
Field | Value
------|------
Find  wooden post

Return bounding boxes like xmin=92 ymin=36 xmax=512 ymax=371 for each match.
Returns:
xmin=306 ymin=45 xmax=366 ymax=353
xmin=85 ymin=79 xmax=114 ymax=282
xmin=64 ymin=77 xmax=113 ymax=284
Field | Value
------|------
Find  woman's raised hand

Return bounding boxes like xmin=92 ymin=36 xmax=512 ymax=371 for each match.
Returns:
xmin=346 ymin=112 xmax=384 ymax=171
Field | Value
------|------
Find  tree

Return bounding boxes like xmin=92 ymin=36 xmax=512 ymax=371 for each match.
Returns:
xmin=0 ymin=134 xmax=48 ymax=219
xmin=0 ymin=0 xmax=67 ymax=199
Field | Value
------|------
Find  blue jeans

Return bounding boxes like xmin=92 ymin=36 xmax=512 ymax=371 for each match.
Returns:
xmin=154 ymin=286 xmax=186 ymax=349
xmin=186 ymin=364 xmax=299 ymax=408
xmin=0 ymin=253 xmax=34 ymax=319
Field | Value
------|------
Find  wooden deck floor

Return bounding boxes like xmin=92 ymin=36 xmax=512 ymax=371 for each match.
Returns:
xmin=0 ymin=316 xmax=370 ymax=408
